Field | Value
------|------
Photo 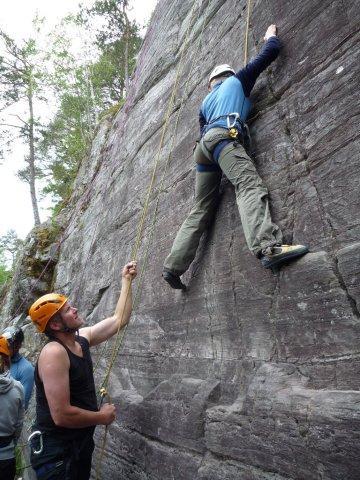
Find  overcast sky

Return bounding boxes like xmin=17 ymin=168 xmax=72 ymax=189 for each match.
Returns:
xmin=0 ymin=0 xmax=158 ymax=239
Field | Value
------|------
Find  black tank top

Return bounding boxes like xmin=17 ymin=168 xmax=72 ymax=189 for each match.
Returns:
xmin=34 ymin=335 xmax=98 ymax=439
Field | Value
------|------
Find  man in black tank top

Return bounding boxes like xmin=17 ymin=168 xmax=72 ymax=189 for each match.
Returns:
xmin=28 ymin=261 xmax=137 ymax=480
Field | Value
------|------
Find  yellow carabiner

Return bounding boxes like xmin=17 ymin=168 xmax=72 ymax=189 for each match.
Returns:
xmin=229 ymin=127 xmax=238 ymax=139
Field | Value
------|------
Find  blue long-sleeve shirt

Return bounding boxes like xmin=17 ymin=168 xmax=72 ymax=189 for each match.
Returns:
xmin=10 ymin=353 xmax=34 ymax=410
xmin=199 ymin=36 xmax=281 ymax=135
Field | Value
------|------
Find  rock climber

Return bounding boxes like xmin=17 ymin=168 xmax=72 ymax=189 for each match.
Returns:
xmin=0 ymin=334 xmax=24 ymax=480
xmin=2 ymin=326 xmax=34 ymax=410
xmin=163 ymin=24 xmax=308 ymax=289
xmin=28 ymin=261 xmax=137 ymax=480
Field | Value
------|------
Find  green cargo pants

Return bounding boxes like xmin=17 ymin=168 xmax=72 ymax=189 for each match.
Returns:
xmin=164 ymin=128 xmax=282 ymax=275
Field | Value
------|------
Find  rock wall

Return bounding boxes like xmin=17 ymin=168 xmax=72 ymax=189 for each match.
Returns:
xmin=3 ymin=0 xmax=360 ymax=478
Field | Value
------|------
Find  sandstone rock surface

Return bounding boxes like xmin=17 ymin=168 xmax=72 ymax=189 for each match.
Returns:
xmin=2 ymin=0 xmax=360 ymax=479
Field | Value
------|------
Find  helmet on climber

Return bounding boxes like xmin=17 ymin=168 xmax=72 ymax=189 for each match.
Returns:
xmin=0 ymin=335 xmax=11 ymax=357
xmin=3 ymin=326 xmax=24 ymax=345
xmin=0 ymin=335 xmax=11 ymax=373
xmin=29 ymin=293 xmax=68 ymax=333
xmin=2 ymin=326 xmax=24 ymax=355
xmin=208 ymin=64 xmax=235 ymax=88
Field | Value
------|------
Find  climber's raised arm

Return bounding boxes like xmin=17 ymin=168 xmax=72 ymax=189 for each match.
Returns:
xmin=80 ymin=261 xmax=137 ymax=346
xmin=236 ymin=24 xmax=281 ymax=96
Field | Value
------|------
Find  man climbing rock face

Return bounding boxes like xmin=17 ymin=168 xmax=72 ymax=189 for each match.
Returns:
xmin=28 ymin=261 xmax=137 ymax=480
xmin=163 ymin=24 xmax=308 ymax=290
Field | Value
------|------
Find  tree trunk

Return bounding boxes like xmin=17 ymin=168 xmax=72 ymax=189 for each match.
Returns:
xmin=27 ymin=70 xmax=41 ymax=226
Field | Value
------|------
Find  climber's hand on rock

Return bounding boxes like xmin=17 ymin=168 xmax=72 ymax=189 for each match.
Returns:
xmin=122 ymin=261 xmax=137 ymax=281
xmin=264 ymin=24 xmax=277 ymax=41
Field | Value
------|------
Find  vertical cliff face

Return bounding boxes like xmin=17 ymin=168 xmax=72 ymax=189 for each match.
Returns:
xmin=3 ymin=0 xmax=359 ymax=478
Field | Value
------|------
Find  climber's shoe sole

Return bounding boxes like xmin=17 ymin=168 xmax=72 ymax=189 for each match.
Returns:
xmin=261 ymin=244 xmax=309 ymax=270
xmin=162 ymin=270 xmax=186 ymax=290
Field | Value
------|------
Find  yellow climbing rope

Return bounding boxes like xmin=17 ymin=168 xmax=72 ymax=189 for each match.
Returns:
xmin=244 ymin=0 xmax=253 ymax=65
xmin=94 ymin=0 xmax=254 ymax=475
xmin=94 ymin=1 xmax=207 ymax=477
xmin=97 ymin=0 xmax=206 ymax=399
xmin=95 ymin=388 xmax=112 ymax=480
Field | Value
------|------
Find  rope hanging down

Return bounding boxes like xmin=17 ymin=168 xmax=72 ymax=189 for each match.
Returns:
xmin=93 ymin=0 xmax=213 ymax=381
xmin=126 ymin=0 xmax=254 ymax=372
xmin=243 ymin=0 xmax=253 ymax=65
xmin=98 ymin=0 xmax=204 ymax=398
xmin=95 ymin=0 xmax=256 ymax=474
xmin=95 ymin=0 xmax=255 ymax=385
xmin=94 ymin=1 xmax=208 ymax=478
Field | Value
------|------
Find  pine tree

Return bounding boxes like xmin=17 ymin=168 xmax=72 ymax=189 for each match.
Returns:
xmin=0 ymin=30 xmax=46 ymax=225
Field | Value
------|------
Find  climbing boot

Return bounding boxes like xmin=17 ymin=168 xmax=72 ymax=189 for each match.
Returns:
xmin=261 ymin=244 xmax=309 ymax=270
xmin=162 ymin=269 xmax=186 ymax=290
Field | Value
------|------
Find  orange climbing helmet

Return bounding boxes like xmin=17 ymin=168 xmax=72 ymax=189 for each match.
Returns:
xmin=29 ymin=293 xmax=68 ymax=333
xmin=0 ymin=336 xmax=10 ymax=356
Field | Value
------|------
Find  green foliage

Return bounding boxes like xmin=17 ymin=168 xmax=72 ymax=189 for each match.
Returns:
xmin=0 ymin=262 xmax=11 ymax=287
xmin=93 ymin=33 xmax=142 ymax=102
xmin=38 ymin=0 xmax=142 ymax=208
xmin=100 ymin=99 xmax=125 ymax=120
xmin=0 ymin=28 xmax=46 ymax=224
xmin=0 ymin=30 xmax=44 ymax=145
xmin=1 ymin=1 xmax=144 ymax=215
xmin=34 ymin=222 xmax=61 ymax=250
xmin=0 ymin=230 xmax=24 ymax=294
xmin=40 ymin=89 xmax=91 ymax=202
xmin=0 ymin=250 xmax=11 ymax=286
xmin=84 ymin=0 xmax=133 ymax=46
xmin=15 ymin=446 xmax=25 ymax=477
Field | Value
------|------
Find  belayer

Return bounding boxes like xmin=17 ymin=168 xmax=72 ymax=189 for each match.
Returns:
xmin=163 ymin=25 xmax=308 ymax=289
xmin=28 ymin=261 xmax=137 ymax=480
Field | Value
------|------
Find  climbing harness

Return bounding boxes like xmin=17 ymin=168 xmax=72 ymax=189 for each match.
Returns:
xmin=227 ymin=113 xmax=252 ymax=150
xmin=203 ymin=111 xmax=251 ymax=151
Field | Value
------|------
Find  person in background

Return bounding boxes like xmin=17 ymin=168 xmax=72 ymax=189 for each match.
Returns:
xmin=0 ymin=335 xmax=25 ymax=480
xmin=3 ymin=326 xmax=34 ymax=410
